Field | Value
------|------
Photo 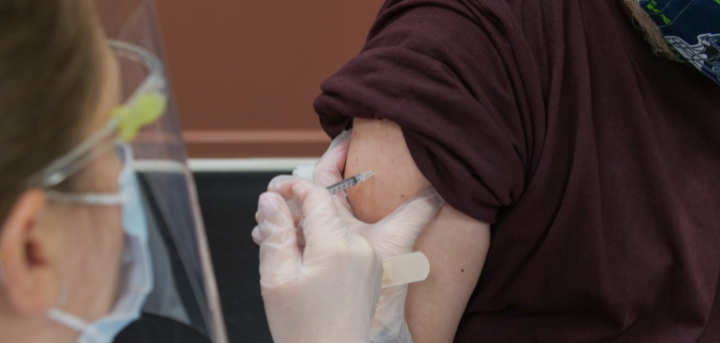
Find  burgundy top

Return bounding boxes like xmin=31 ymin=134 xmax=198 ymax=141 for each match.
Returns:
xmin=313 ymin=0 xmax=720 ymax=341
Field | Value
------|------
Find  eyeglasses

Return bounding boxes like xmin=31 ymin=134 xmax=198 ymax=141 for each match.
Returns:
xmin=27 ymin=40 xmax=168 ymax=188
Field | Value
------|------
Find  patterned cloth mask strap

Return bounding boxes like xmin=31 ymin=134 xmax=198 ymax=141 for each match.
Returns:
xmin=639 ymin=0 xmax=720 ymax=85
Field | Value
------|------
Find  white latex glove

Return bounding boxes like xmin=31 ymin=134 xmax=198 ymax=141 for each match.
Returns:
xmin=253 ymin=177 xmax=382 ymax=343
xmin=293 ymin=130 xmax=445 ymax=343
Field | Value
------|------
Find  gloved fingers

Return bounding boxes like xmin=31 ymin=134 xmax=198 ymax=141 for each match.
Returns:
xmin=268 ymin=175 xmax=306 ymax=225
xmin=252 ymin=226 xmax=262 ymax=245
xmin=256 ymin=192 xmax=295 ymax=240
xmin=267 ymin=174 xmax=295 ymax=192
xmin=313 ymin=130 xmax=352 ymax=188
xmin=267 ymin=176 xmax=379 ymax=272
xmin=369 ymin=188 xmax=445 ymax=256
xmin=291 ymin=130 xmax=350 ymax=183
xmin=268 ymin=177 xmax=347 ymax=248
xmin=252 ymin=207 xmax=264 ymax=245
xmin=268 ymin=177 xmax=381 ymax=279
xmin=332 ymin=192 xmax=356 ymax=220
xmin=326 ymin=129 xmax=352 ymax=152
xmin=256 ymin=192 xmax=302 ymax=286
xmin=252 ymin=213 xmax=296 ymax=246
xmin=377 ymin=187 xmax=444 ymax=232
xmin=292 ymin=164 xmax=315 ymax=181
xmin=371 ymin=285 xmax=412 ymax=341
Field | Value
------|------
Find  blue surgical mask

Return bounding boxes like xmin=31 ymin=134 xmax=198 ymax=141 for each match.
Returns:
xmin=44 ymin=143 xmax=153 ymax=343
xmin=639 ymin=0 xmax=720 ymax=85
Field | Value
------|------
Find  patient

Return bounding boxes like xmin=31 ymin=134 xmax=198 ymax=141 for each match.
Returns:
xmin=314 ymin=0 xmax=720 ymax=342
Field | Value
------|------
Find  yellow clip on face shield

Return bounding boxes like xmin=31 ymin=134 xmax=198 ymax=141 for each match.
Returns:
xmin=110 ymin=40 xmax=168 ymax=142
xmin=27 ymin=40 xmax=168 ymax=188
xmin=113 ymin=92 xmax=167 ymax=142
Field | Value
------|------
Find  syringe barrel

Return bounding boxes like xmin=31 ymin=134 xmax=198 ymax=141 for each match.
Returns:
xmin=327 ymin=177 xmax=358 ymax=194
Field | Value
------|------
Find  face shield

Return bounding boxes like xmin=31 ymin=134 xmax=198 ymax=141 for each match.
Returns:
xmin=99 ymin=1 xmax=228 ymax=342
xmin=27 ymin=0 xmax=228 ymax=342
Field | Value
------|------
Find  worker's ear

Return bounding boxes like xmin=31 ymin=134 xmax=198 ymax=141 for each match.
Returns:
xmin=0 ymin=190 xmax=58 ymax=315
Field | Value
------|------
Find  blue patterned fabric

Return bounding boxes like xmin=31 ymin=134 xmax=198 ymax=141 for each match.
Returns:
xmin=639 ymin=0 xmax=720 ymax=85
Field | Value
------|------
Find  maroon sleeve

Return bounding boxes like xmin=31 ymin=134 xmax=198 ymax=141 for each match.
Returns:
xmin=313 ymin=0 xmax=543 ymax=224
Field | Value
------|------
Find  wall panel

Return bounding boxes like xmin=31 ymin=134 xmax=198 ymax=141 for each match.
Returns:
xmin=153 ymin=0 xmax=385 ymax=157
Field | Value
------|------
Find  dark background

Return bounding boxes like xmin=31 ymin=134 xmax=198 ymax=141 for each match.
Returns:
xmin=196 ymin=172 xmax=282 ymax=343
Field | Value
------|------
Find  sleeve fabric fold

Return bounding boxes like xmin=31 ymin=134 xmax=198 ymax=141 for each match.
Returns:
xmin=314 ymin=0 xmax=544 ymax=224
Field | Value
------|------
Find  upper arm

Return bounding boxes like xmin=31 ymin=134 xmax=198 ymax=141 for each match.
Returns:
xmin=345 ymin=118 xmax=491 ymax=343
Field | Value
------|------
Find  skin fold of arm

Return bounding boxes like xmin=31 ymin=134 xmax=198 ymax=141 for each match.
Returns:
xmin=345 ymin=118 xmax=492 ymax=343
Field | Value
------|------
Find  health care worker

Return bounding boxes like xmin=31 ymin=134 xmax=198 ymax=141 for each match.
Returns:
xmin=0 ymin=1 xmax=440 ymax=343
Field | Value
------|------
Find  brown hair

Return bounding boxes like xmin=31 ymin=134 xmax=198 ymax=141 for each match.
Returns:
xmin=0 ymin=0 xmax=104 ymax=220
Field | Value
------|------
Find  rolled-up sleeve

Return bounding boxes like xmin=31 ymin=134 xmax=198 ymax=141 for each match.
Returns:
xmin=314 ymin=0 xmax=541 ymax=224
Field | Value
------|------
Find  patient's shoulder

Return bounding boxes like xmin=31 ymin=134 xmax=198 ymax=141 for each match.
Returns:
xmin=345 ymin=118 xmax=432 ymax=223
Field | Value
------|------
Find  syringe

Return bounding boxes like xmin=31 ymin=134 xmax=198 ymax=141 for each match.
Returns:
xmin=326 ymin=170 xmax=374 ymax=194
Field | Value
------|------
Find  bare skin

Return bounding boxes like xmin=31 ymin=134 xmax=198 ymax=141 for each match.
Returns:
xmin=345 ymin=118 xmax=491 ymax=343
xmin=0 ymin=41 xmax=126 ymax=343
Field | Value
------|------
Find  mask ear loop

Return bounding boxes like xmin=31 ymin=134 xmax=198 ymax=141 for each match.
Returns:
xmin=44 ymin=191 xmax=128 ymax=206
xmin=48 ymin=290 xmax=107 ymax=341
xmin=0 ymin=254 xmax=100 ymax=339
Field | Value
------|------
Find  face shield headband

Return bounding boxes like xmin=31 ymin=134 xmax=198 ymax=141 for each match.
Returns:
xmin=26 ymin=40 xmax=167 ymax=189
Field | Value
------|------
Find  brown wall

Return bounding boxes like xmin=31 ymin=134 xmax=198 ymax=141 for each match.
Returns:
xmin=152 ymin=0 xmax=384 ymax=158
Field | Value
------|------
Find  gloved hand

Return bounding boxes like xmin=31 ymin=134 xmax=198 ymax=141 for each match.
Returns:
xmin=292 ymin=130 xmax=444 ymax=343
xmin=292 ymin=130 xmax=354 ymax=212
xmin=349 ymin=189 xmax=442 ymax=343
xmin=253 ymin=177 xmax=382 ymax=343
